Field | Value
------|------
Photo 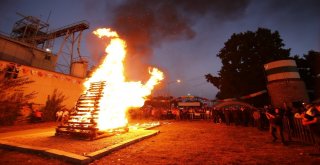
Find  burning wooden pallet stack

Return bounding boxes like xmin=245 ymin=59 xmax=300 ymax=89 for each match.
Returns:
xmin=55 ymin=81 xmax=128 ymax=140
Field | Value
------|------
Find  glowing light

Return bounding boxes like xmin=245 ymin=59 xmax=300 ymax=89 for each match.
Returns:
xmin=82 ymin=28 xmax=163 ymax=130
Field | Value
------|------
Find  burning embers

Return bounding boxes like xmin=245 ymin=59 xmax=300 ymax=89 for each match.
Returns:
xmin=56 ymin=28 xmax=163 ymax=140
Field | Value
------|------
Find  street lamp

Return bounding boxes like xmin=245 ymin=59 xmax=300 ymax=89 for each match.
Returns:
xmin=167 ymin=79 xmax=181 ymax=96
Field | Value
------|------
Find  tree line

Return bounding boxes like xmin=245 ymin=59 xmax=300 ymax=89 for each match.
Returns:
xmin=205 ymin=28 xmax=319 ymax=106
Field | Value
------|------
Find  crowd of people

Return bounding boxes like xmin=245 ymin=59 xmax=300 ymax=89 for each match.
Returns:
xmin=300 ymin=102 xmax=320 ymax=148
xmin=129 ymin=102 xmax=320 ymax=148
xmin=52 ymin=100 xmax=319 ymax=149
xmin=128 ymin=106 xmax=212 ymax=121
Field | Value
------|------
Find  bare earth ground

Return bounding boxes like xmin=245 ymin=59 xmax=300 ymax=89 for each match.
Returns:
xmin=0 ymin=120 xmax=320 ymax=165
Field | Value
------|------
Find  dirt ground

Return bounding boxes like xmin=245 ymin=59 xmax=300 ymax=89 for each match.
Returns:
xmin=1 ymin=120 xmax=320 ymax=165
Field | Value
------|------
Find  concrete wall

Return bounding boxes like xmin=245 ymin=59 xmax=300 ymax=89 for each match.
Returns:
xmin=0 ymin=34 xmax=57 ymax=71
xmin=0 ymin=60 xmax=84 ymax=108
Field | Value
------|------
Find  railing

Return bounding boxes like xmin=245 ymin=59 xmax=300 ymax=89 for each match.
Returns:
xmin=283 ymin=117 xmax=317 ymax=145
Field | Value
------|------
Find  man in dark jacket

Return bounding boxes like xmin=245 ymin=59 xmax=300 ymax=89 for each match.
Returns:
xmin=266 ymin=107 xmax=286 ymax=145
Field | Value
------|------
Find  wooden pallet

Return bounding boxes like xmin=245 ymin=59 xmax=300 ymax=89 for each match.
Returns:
xmin=55 ymin=81 xmax=128 ymax=140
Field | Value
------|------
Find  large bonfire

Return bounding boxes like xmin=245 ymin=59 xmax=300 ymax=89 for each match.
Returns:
xmin=83 ymin=28 xmax=163 ymax=130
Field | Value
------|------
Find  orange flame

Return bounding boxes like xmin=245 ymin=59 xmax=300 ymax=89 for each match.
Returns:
xmin=84 ymin=28 xmax=163 ymax=130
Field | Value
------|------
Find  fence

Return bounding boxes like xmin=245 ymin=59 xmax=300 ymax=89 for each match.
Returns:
xmin=283 ymin=117 xmax=318 ymax=147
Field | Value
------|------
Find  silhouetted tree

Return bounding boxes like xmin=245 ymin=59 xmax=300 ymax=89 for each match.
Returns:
xmin=293 ymin=50 xmax=320 ymax=100
xmin=206 ymin=28 xmax=290 ymax=106
xmin=0 ymin=77 xmax=36 ymax=125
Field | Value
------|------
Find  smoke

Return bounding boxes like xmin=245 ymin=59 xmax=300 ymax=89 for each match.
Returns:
xmin=112 ymin=0 xmax=250 ymax=57
xmin=109 ymin=0 xmax=251 ymax=81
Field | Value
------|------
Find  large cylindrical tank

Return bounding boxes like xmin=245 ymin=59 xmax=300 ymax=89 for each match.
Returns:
xmin=264 ymin=59 xmax=309 ymax=108
xmin=70 ymin=59 xmax=88 ymax=78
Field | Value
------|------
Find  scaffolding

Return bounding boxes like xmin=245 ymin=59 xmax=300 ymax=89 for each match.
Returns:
xmin=10 ymin=13 xmax=49 ymax=47
xmin=10 ymin=13 xmax=90 ymax=74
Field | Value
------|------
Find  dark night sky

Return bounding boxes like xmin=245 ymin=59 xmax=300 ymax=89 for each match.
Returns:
xmin=0 ymin=0 xmax=319 ymax=99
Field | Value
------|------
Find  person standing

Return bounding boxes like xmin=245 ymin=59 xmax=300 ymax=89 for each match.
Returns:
xmin=224 ymin=108 xmax=231 ymax=126
xmin=253 ymin=109 xmax=261 ymax=130
xmin=172 ymin=107 xmax=180 ymax=120
xmin=205 ymin=108 xmax=211 ymax=120
xmin=266 ymin=107 xmax=286 ymax=145
xmin=189 ymin=108 xmax=194 ymax=120
xmin=61 ymin=109 xmax=69 ymax=125
xmin=56 ymin=110 xmax=63 ymax=122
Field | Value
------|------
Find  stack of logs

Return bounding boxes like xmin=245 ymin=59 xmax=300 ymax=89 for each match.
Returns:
xmin=55 ymin=81 xmax=118 ymax=140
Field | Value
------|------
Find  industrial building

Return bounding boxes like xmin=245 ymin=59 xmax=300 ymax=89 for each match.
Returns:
xmin=0 ymin=13 xmax=90 ymax=109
